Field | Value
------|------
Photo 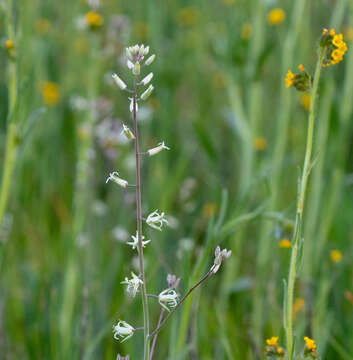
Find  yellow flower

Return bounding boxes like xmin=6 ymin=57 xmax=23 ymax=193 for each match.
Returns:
xmin=304 ymin=336 xmax=317 ymax=352
xmin=241 ymin=23 xmax=252 ymax=40
xmin=176 ymin=7 xmax=198 ymax=26
xmin=267 ymin=8 xmax=285 ymax=26
xmin=298 ymin=64 xmax=304 ymax=72
xmin=330 ymin=250 xmax=342 ymax=263
xmin=84 ymin=10 xmax=103 ymax=29
xmin=277 ymin=347 xmax=284 ymax=355
xmin=300 ymin=93 xmax=311 ymax=111
xmin=253 ymin=136 xmax=267 ymax=151
xmin=5 ymin=40 xmax=14 ymax=50
xmin=40 ymin=82 xmax=59 ymax=106
xmin=35 ymin=18 xmax=51 ymax=35
xmin=285 ymin=69 xmax=295 ymax=88
xmin=332 ymin=33 xmax=343 ymax=47
xmin=323 ymin=29 xmax=348 ymax=66
xmin=279 ymin=238 xmax=291 ymax=248
xmin=266 ymin=336 xmax=279 ymax=347
xmin=202 ymin=203 xmax=217 ymax=218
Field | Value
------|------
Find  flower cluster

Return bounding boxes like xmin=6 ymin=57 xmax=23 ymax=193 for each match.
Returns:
xmin=265 ymin=337 xmax=285 ymax=358
xmin=321 ymin=28 xmax=347 ymax=66
xmin=211 ymin=246 xmax=232 ymax=274
xmin=285 ymin=64 xmax=311 ymax=91
xmin=304 ymin=336 xmax=318 ymax=358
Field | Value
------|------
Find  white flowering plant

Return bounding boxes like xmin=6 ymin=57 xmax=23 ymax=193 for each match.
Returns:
xmin=107 ymin=44 xmax=231 ymax=360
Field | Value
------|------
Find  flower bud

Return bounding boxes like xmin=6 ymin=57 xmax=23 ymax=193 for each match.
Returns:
xmin=140 ymin=72 xmax=153 ymax=86
xmin=140 ymin=85 xmax=154 ymax=100
xmin=112 ymin=73 xmax=127 ymax=90
xmin=132 ymin=62 xmax=140 ymax=75
xmin=144 ymin=54 xmax=155 ymax=66
xmin=121 ymin=124 xmax=135 ymax=140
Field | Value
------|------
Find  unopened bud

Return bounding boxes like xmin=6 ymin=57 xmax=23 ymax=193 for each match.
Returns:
xmin=121 ymin=124 xmax=135 ymax=140
xmin=140 ymin=85 xmax=154 ymax=100
xmin=147 ymin=141 xmax=170 ymax=156
xmin=106 ymin=172 xmax=128 ymax=188
xmin=144 ymin=54 xmax=155 ymax=66
xmin=140 ymin=72 xmax=153 ymax=86
xmin=132 ymin=62 xmax=140 ymax=75
xmin=112 ymin=73 xmax=127 ymax=90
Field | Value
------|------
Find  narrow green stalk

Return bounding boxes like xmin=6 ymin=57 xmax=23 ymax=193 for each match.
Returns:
xmin=132 ymin=76 xmax=150 ymax=360
xmin=0 ymin=0 xmax=18 ymax=229
xmin=285 ymin=48 xmax=324 ymax=359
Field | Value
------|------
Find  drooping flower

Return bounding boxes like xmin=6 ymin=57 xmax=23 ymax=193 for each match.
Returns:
xmin=121 ymin=272 xmax=143 ymax=297
xmin=147 ymin=142 xmax=170 ymax=156
xmin=112 ymin=73 xmax=127 ymax=90
xmin=106 ymin=171 xmax=128 ymax=188
xmin=121 ymin=124 xmax=135 ymax=140
xmin=146 ymin=210 xmax=168 ymax=231
xmin=112 ymin=320 xmax=134 ymax=343
xmin=158 ymin=289 xmax=179 ymax=312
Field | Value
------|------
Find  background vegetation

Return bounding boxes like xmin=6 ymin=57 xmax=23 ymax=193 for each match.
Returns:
xmin=0 ymin=0 xmax=352 ymax=359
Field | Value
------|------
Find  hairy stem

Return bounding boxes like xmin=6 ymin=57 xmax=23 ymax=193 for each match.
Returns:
xmin=132 ymin=76 xmax=150 ymax=360
xmin=285 ymin=47 xmax=324 ymax=359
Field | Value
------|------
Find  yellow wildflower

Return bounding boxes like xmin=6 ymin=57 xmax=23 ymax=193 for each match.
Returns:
xmin=304 ymin=336 xmax=316 ymax=352
xmin=35 ymin=18 xmax=51 ymax=35
xmin=176 ymin=7 xmax=198 ymax=26
xmin=253 ymin=136 xmax=267 ymax=151
xmin=84 ymin=10 xmax=103 ymax=29
xmin=40 ymin=82 xmax=59 ymax=106
xmin=330 ymin=249 xmax=342 ymax=263
xmin=5 ymin=40 xmax=14 ymax=50
xmin=298 ymin=64 xmax=304 ymax=72
xmin=285 ymin=70 xmax=295 ymax=88
xmin=300 ymin=93 xmax=311 ymax=111
xmin=267 ymin=8 xmax=285 ymax=26
xmin=277 ymin=347 xmax=284 ymax=355
xmin=241 ymin=23 xmax=252 ymax=40
xmin=202 ymin=203 xmax=217 ymax=218
xmin=279 ymin=238 xmax=291 ymax=248
xmin=266 ymin=336 xmax=279 ymax=347
xmin=322 ymin=28 xmax=347 ymax=66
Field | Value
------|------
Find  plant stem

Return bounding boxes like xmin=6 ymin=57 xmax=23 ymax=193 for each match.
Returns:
xmin=0 ymin=0 xmax=18 ymax=229
xmin=132 ymin=76 xmax=150 ymax=360
xmin=285 ymin=47 xmax=324 ymax=359
xmin=149 ymin=308 xmax=165 ymax=360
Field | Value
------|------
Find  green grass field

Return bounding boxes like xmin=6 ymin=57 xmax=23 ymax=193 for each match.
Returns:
xmin=0 ymin=0 xmax=352 ymax=359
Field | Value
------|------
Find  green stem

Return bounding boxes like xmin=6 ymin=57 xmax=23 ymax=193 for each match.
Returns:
xmin=285 ymin=47 xmax=324 ymax=359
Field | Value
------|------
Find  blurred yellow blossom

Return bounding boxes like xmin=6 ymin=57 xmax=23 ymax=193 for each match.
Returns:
xmin=84 ymin=10 xmax=103 ymax=29
xmin=176 ymin=7 xmax=198 ymax=26
xmin=35 ymin=18 xmax=51 ymax=35
xmin=300 ymin=93 xmax=311 ymax=111
xmin=253 ymin=136 xmax=267 ymax=151
xmin=134 ymin=21 xmax=149 ymax=40
xmin=304 ymin=337 xmax=316 ymax=352
xmin=293 ymin=297 xmax=305 ymax=319
xmin=285 ymin=70 xmax=295 ymax=88
xmin=267 ymin=8 xmax=285 ymax=26
xmin=241 ymin=23 xmax=252 ymax=40
xmin=5 ymin=40 xmax=14 ymax=50
xmin=266 ymin=336 xmax=279 ymax=347
xmin=40 ymin=82 xmax=59 ymax=106
xmin=279 ymin=238 xmax=291 ymax=248
xmin=202 ymin=203 xmax=217 ymax=218
xmin=330 ymin=249 xmax=342 ymax=263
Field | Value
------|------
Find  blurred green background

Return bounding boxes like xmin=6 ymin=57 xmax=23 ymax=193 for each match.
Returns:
xmin=0 ymin=0 xmax=352 ymax=359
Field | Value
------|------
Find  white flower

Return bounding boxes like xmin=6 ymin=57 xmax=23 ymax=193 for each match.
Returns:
xmin=158 ymin=289 xmax=179 ymax=312
xmin=140 ymin=84 xmax=154 ymax=100
xmin=146 ymin=210 xmax=168 ymax=231
xmin=112 ymin=320 xmax=134 ymax=343
xmin=106 ymin=172 xmax=128 ymax=188
xmin=127 ymin=59 xmax=134 ymax=69
xmin=126 ymin=44 xmax=149 ymax=64
xmin=126 ymin=231 xmax=151 ymax=250
xmin=140 ymin=72 xmax=153 ymax=86
xmin=144 ymin=54 xmax=155 ymax=66
xmin=129 ymin=97 xmax=138 ymax=113
xmin=211 ymin=246 xmax=232 ymax=274
xmin=147 ymin=142 xmax=170 ymax=156
xmin=121 ymin=272 xmax=143 ymax=297
xmin=112 ymin=73 xmax=127 ymax=90
xmin=121 ymin=124 xmax=135 ymax=140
